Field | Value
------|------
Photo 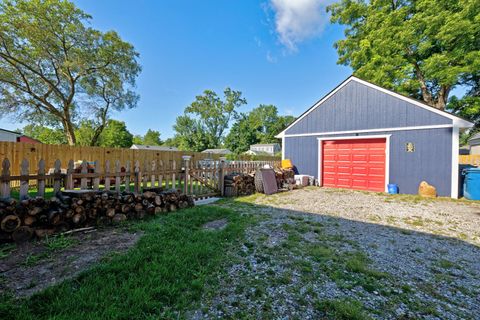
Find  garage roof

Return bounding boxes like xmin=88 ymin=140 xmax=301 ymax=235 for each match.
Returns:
xmin=276 ymin=76 xmax=473 ymax=138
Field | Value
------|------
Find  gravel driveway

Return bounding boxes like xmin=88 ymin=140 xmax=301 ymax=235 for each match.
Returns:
xmin=193 ymin=188 xmax=480 ymax=319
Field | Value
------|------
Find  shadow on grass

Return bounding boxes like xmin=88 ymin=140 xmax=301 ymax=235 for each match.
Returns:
xmin=0 ymin=191 xmax=479 ymax=319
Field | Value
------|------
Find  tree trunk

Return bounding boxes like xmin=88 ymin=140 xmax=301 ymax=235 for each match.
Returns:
xmin=89 ymin=124 xmax=105 ymax=146
xmin=434 ymin=85 xmax=450 ymax=111
xmin=62 ymin=118 xmax=76 ymax=146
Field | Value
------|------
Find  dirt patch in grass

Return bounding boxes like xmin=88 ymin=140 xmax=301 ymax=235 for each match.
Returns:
xmin=0 ymin=228 xmax=142 ymax=297
xmin=203 ymin=218 xmax=228 ymax=230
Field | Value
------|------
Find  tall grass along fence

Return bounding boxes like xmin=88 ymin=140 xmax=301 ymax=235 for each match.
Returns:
xmin=0 ymin=141 xmax=279 ymax=188
xmin=0 ymin=156 xmax=280 ymax=200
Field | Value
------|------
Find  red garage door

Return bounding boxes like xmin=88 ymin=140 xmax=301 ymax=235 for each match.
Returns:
xmin=322 ymin=138 xmax=386 ymax=192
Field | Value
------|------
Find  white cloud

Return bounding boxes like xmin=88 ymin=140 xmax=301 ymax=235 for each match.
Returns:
xmin=266 ymin=51 xmax=278 ymax=63
xmin=269 ymin=0 xmax=333 ymax=51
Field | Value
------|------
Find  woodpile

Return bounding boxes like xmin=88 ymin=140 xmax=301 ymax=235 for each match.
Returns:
xmin=0 ymin=189 xmax=194 ymax=243
xmin=224 ymin=173 xmax=255 ymax=197
xmin=224 ymin=168 xmax=296 ymax=196
xmin=275 ymin=169 xmax=295 ymax=189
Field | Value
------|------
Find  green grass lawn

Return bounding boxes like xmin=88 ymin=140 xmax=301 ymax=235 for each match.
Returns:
xmin=0 ymin=205 xmax=251 ymax=319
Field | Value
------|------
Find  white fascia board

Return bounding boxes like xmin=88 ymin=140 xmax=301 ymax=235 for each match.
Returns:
xmin=283 ymin=124 xmax=453 ymax=138
xmin=451 ymin=127 xmax=460 ymax=199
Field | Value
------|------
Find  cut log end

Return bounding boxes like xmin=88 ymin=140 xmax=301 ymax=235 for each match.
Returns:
xmin=1 ymin=215 xmax=21 ymax=233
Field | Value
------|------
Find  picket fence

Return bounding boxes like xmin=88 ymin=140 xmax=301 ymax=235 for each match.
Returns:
xmin=0 ymin=157 xmax=280 ymax=200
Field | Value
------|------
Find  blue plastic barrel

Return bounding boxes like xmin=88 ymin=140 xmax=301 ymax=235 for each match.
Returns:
xmin=463 ymin=168 xmax=480 ymax=200
xmin=387 ymin=183 xmax=398 ymax=194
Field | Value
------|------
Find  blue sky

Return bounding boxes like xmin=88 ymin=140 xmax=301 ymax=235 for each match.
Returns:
xmin=1 ymin=0 xmax=351 ymax=138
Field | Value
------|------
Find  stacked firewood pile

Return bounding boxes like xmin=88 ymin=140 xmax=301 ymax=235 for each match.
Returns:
xmin=224 ymin=168 xmax=297 ymax=196
xmin=275 ymin=168 xmax=296 ymax=189
xmin=224 ymin=173 xmax=255 ymax=197
xmin=0 ymin=189 xmax=194 ymax=243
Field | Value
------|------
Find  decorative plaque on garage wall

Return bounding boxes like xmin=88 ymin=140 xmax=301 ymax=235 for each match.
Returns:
xmin=405 ymin=142 xmax=415 ymax=152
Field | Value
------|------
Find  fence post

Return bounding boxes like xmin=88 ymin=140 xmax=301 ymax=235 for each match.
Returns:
xmin=115 ymin=160 xmax=121 ymax=193
xmin=80 ymin=160 xmax=88 ymax=190
xmin=19 ymin=159 xmax=29 ymax=200
xmin=182 ymin=155 xmax=191 ymax=195
xmin=38 ymin=159 xmax=46 ymax=198
xmin=1 ymin=158 xmax=10 ymax=199
xmin=53 ymin=159 xmax=62 ymax=194
xmin=93 ymin=161 xmax=100 ymax=191
xmin=66 ymin=160 xmax=74 ymax=190
xmin=104 ymin=160 xmax=111 ymax=191
xmin=219 ymin=157 xmax=226 ymax=197
xmin=134 ymin=160 xmax=140 ymax=194
xmin=125 ymin=161 xmax=131 ymax=192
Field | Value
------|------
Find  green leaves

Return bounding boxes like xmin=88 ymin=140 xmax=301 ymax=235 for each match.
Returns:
xmin=0 ymin=0 xmax=141 ymax=145
xmin=173 ymin=88 xmax=247 ymax=151
xmin=133 ymin=129 xmax=163 ymax=146
xmin=328 ymin=0 xmax=480 ymax=110
xmin=97 ymin=120 xmax=133 ymax=148
xmin=224 ymin=105 xmax=294 ymax=154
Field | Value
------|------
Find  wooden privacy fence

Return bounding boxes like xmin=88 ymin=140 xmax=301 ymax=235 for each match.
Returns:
xmin=459 ymin=155 xmax=480 ymax=166
xmin=0 ymin=157 xmax=280 ymax=200
xmin=0 ymin=141 xmax=279 ymax=187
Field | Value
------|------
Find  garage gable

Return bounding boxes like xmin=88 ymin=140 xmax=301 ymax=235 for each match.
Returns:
xmin=279 ymin=76 xmax=472 ymax=137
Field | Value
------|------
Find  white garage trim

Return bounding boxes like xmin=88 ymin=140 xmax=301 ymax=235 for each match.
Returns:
xmin=317 ymin=135 xmax=391 ymax=192
xmin=281 ymin=124 xmax=453 ymax=138
xmin=451 ymin=127 xmax=459 ymax=198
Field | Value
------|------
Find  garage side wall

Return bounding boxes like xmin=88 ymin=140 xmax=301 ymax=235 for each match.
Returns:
xmin=284 ymin=128 xmax=452 ymax=196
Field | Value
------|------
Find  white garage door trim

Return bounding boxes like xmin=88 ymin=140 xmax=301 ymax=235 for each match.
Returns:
xmin=317 ymin=135 xmax=391 ymax=192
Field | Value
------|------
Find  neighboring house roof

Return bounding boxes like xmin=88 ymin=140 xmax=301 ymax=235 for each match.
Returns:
xmin=244 ymin=150 xmax=271 ymax=156
xmin=0 ymin=128 xmax=42 ymax=143
xmin=276 ymin=75 xmax=474 ymax=138
xmin=201 ymin=149 xmax=232 ymax=154
xmin=130 ymin=144 xmax=178 ymax=151
xmin=250 ymin=143 xmax=279 ymax=147
xmin=0 ymin=128 xmax=22 ymax=136
xmin=468 ymin=133 xmax=480 ymax=145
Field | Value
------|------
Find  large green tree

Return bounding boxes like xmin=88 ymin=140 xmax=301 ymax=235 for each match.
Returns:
xmin=173 ymin=88 xmax=246 ymax=151
xmin=0 ymin=0 xmax=141 ymax=145
xmin=132 ymin=129 xmax=162 ymax=146
xmin=328 ymin=0 xmax=480 ymax=110
xmin=225 ymin=105 xmax=295 ymax=154
xmin=98 ymin=120 xmax=133 ymax=148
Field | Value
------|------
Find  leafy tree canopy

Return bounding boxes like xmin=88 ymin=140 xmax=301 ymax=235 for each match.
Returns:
xmin=0 ymin=0 xmax=141 ymax=145
xmin=98 ymin=120 xmax=133 ymax=148
xmin=328 ymin=0 xmax=480 ymax=110
xmin=225 ymin=105 xmax=295 ymax=154
xmin=133 ymin=129 xmax=162 ymax=146
xmin=21 ymin=124 xmax=66 ymax=145
xmin=75 ymin=120 xmax=97 ymax=146
xmin=143 ymin=129 xmax=162 ymax=146
xmin=173 ymin=88 xmax=246 ymax=151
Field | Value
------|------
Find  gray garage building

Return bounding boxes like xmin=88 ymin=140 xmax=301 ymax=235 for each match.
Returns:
xmin=276 ymin=76 xmax=473 ymax=198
